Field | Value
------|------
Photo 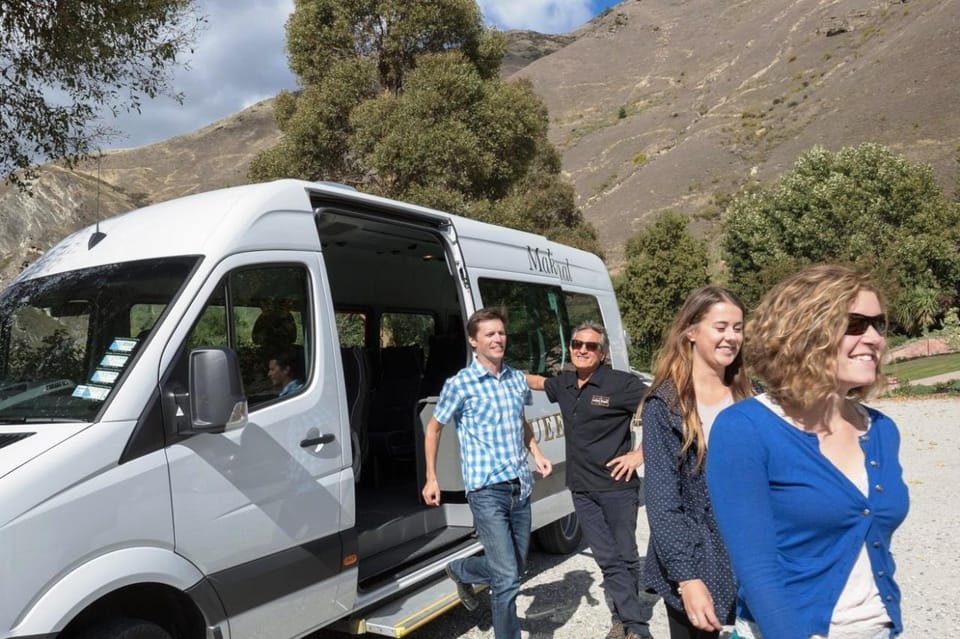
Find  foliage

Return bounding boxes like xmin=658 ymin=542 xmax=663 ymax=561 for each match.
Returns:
xmin=614 ymin=212 xmax=711 ymax=369
xmin=0 ymin=0 xmax=203 ymax=187
xmin=940 ymin=307 xmax=960 ymax=350
xmin=722 ymin=143 xmax=960 ymax=333
xmin=284 ymin=0 xmax=497 ymax=92
xmin=250 ymin=0 xmax=600 ymax=255
xmin=7 ymin=329 xmax=85 ymax=382
xmin=381 ymin=312 xmax=435 ymax=348
xmin=886 ymin=379 xmax=960 ymax=397
xmin=893 ymin=285 xmax=941 ymax=335
xmin=336 ymin=312 xmax=366 ymax=348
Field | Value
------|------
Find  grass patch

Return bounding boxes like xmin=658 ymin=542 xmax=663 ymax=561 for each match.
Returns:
xmin=885 ymin=352 xmax=960 ymax=381
xmin=887 ymin=379 xmax=960 ymax=397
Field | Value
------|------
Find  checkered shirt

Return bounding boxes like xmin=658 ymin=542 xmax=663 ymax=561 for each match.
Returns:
xmin=433 ymin=357 xmax=533 ymax=498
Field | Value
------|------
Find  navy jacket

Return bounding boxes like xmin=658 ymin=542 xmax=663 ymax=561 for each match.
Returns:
xmin=641 ymin=380 xmax=737 ymax=621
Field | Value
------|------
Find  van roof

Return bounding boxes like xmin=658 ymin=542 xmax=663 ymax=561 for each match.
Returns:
xmin=15 ymin=179 xmax=606 ymax=283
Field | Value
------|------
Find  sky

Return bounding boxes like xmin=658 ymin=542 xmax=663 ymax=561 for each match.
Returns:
xmin=99 ymin=0 xmax=622 ymax=151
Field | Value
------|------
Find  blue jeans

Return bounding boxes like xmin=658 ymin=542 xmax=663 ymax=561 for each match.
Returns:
xmin=450 ymin=480 xmax=531 ymax=639
xmin=573 ymin=487 xmax=646 ymax=635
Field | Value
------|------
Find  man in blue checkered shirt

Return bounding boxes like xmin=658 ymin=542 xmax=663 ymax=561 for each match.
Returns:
xmin=422 ymin=307 xmax=552 ymax=639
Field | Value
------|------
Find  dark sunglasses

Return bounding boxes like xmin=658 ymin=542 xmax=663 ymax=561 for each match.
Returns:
xmin=570 ymin=339 xmax=602 ymax=352
xmin=846 ymin=313 xmax=887 ymax=336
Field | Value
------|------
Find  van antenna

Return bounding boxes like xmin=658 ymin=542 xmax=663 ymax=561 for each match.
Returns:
xmin=88 ymin=150 xmax=107 ymax=250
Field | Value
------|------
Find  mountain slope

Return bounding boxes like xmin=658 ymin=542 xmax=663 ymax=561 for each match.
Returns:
xmin=515 ymin=0 xmax=960 ymax=265
xmin=1 ymin=0 xmax=957 ymax=282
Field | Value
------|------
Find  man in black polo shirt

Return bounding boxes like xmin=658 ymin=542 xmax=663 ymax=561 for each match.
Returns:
xmin=528 ymin=321 xmax=649 ymax=639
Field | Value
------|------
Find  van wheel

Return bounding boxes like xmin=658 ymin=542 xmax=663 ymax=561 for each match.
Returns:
xmin=534 ymin=512 xmax=582 ymax=554
xmin=78 ymin=618 xmax=172 ymax=639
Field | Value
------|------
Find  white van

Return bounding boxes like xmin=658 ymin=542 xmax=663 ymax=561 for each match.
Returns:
xmin=0 ymin=179 xmax=632 ymax=639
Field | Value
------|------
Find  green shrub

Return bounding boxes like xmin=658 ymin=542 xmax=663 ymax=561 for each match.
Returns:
xmin=887 ymin=380 xmax=960 ymax=397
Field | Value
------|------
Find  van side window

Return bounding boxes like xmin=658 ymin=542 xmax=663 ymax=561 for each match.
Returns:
xmin=175 ymin=264 xmax=312 ymax=409
xmin=478 ymin=278 xmax=572 ymax=376
xmin=564 ymin=292 xmax=604 ymax=327
xmin=380 ymin=312 xmax=435 ymax=350
xmin=336 ymin=311 xmax=366 ymax=348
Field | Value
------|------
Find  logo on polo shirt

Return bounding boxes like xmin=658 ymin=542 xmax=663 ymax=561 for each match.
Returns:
xmin=590 ymin=395 xmax=610 ymax=407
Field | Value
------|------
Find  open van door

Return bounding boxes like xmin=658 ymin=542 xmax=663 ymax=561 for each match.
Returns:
xmin=160 ymin=250 xmax=357 ymax=637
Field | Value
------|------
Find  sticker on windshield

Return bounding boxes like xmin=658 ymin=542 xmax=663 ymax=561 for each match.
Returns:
xmin=90 ymin=369 xmax=120 ymax=385
xmin=108 ymin=338 xmax=139 ymax=353
xmin=72 ymin=385 xmax=110 ymax=401
xmin=99 ymin=353 xmax=129 ymax=369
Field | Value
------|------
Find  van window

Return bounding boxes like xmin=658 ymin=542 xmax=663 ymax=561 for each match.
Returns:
xmin=564 ymin=292 xmax=604 ymax=327
xmin=380 ymin=312 xmax=435 ymax=350
xmin=336 ymin=311 xmax=366 ymax=348
xmin=131 ymin=304 xmax=167 ymax=338
xmin=477 ymin=278 xmax=571 ymax=375
xmin=0 ymin=257 xmax=197 ymax=422
xmin=174 ymin=264 xmax=312 ymax=408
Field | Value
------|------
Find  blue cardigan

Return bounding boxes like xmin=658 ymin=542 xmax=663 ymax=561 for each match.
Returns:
xmin=706 ymin=397 xmax=909 ymax=639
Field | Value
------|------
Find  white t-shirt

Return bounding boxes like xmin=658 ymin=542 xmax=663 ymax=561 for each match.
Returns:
xmin=697 ymin=393 xmax=733 ymax=444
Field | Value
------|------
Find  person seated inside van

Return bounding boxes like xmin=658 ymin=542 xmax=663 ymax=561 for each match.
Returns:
xmin=267 ymin=344 xmax=305 ymax=398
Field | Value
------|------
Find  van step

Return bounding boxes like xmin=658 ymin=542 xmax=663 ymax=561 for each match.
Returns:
xmin=331 ymin=575 xmax=486 ymax=637
xmin=358 ymin=524 xmax=475 ymax=585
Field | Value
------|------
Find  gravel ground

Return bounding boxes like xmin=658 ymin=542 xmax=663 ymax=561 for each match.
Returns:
xmin=403 ymin=396 xmax=959 ymax=639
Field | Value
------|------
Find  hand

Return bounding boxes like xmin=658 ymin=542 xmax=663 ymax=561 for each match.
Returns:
xmin=534 ymin=454 xmax=552 ymax=478
xmin=679 ymin=579 xmax=722 ymax=632
xmin=606 ymin=449 xmax=644 ymax=481
xmin=422 ymin=478 xmax=441 ymax=506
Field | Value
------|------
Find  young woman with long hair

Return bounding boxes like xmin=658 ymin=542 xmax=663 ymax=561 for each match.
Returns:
xmin=641 ymin=286 xmax=753 ymax=639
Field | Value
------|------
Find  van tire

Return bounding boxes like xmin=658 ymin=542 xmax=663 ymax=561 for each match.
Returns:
xmin=78 ymin=618 xmax=172 ymax=639
xmin=534 ymin=512 xmax=582 ymax=554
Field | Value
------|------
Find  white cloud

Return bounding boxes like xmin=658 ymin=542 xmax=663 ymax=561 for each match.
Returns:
xmin=477 ymin=0 xmax=595 ymax=33
xmin=99 ymin=0 xmax=297 ymax=150
xmin=97 ymin=0 xmax=616 ymax=151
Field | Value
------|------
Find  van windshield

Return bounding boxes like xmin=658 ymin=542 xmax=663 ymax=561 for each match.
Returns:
xmin=0 ymin=257 xmax=198 ymax=423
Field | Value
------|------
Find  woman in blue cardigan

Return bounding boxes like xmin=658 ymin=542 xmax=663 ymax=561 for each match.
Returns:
xmin=642 ymin=286 xmax=754 ymax=638
xmin=707 ymin=264 xmax=909 ymax=639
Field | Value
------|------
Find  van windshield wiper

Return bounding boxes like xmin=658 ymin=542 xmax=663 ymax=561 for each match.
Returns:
xmin=0 ymin=416 xmax=84 ymax=424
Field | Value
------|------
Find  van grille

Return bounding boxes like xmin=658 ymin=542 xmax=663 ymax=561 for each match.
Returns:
xmin=0 ymin=432 xmax=34 ymax=449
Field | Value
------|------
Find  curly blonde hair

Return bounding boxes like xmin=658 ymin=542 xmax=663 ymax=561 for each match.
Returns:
xmin=648 ymin=286 xmax=754 ymax=469
xmin=745 ymin=264 xmax=887 ymax=408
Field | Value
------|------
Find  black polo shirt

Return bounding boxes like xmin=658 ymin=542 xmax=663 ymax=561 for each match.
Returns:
xmin=543 ymin=365 xmax=645 ymax=492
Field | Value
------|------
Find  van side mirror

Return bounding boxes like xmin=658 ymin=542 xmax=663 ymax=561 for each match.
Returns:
xmin=188 ymin=347 xmax=248 ymax=433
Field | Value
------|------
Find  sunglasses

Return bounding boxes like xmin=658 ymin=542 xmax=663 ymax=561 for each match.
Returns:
xmin=570 ymin=339 xmax=602 ymax=352
xmin=846 ymin=313 xmax=887 ymax=336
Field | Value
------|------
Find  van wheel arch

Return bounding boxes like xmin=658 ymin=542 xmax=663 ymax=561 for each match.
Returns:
xmin=60 ymin=583 xmax=205 ymax=639
xmin=534 ymin=512 xmax=582 ymax=554
xmin=76 ymin=618 xmax=172 ymax=639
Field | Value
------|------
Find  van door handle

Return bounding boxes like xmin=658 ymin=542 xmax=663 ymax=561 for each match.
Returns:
xmin=300 ymin=433 xmax=335 ymax=448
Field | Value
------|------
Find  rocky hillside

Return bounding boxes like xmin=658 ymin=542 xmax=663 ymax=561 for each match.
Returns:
xmin=516 ymin=0 xmax=960 ymax=265
xmin=0 ymin=98 xmax=281 ymax=283
xmin=2 ymin=0 xmax=958 ymax=282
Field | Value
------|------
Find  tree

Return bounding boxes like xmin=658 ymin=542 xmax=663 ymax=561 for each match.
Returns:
xmin=722 ymin=143 xmax=960 ymax=330
xmin=894 ymin=285 xmax=941 ymax=336
xmin=250 ymin=0 xmax=600 ymax=254
xmin=0 ymin=0 xmax=203 ymax=188
xmin=614 ymin=212 xmax=710 ymax=369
